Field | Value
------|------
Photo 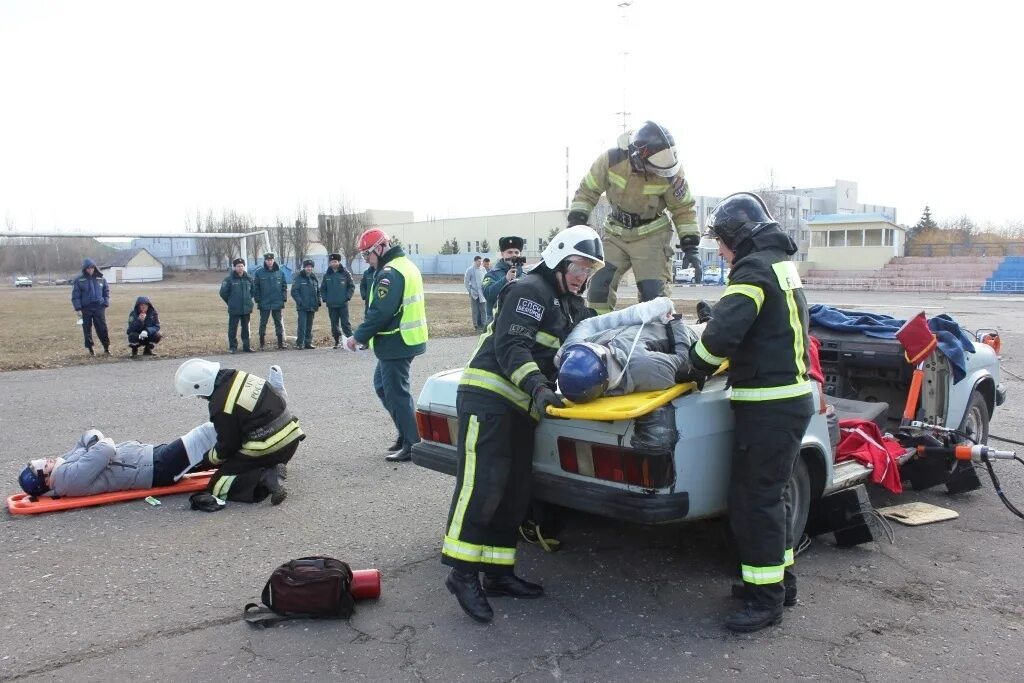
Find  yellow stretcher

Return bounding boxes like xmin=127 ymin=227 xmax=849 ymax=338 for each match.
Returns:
xmin=547 ymin=381 xmax=699 ymax=421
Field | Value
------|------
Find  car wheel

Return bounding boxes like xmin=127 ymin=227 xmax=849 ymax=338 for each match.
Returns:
xmin=958 ymin=389 xmax=990 ymax=445
xmin=788 ymin=456 xmax=812 ymax=542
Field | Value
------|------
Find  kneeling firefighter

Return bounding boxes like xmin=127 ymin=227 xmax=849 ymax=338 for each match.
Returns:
xmin=442 ymin=225 xmax=605 ymax=623
xmin=677 ymin=192 xmax=813 ymax=633
xmin=175 ymin=359 xmax=304 ymax=505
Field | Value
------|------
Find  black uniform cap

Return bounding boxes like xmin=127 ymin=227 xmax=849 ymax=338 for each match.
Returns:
xmin=328 ymin=253 xmax=342 ymax=261
xmin=302 ymin=259 xmax=314 ymax=267
xmin=499 ymin=236 xmax=524 ymax=251
xmin=232 ymin=258 xmax=246 ymax=266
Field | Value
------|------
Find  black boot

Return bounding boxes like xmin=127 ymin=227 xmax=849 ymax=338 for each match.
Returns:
xmin=731 ymin=574 xmax=797 ymax=607
xmin=333 ymin=336 xmax=340 ymax=349
xmin=277 ymin=338 xmax=285 ymax=350
xmin=725 ymin=584 xmax=784 ymax=633
xmin=385 ymin=444 xmax=412 ymax=462
xmin=445 ymin=569 xmax=493 ymax=622
xmin=259 ymin=336 xmax=266 ymax=351
xmin=482 ymin=573 xmax=544 ymax=599
xmin=88 ymin=347 xmax=95 ymax=356
xmin=386 ymin=436 xmax=404 ymax=453
xmin=143 ymin=345 xmax=154 ymax=356
xmin=103 ymin=346 xmax=111 ymax=356
xmin=131 ymin=346 xmax=139 ymax=358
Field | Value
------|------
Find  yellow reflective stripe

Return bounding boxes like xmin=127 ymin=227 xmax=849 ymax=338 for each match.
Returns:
xmin=642 ymin=184 xmax=666 ymax=195
xmin=534 ymin=331 xmax=560 ymax=350
xmin=607 ymin=170 xmax=627 ymax=189
xmin=731 ymin=381 xmax=812 ymax=402
xmin=459 ymin=367 xmax=535 ymax=416
xmin=239 ymin=422 xmax=303 ymax=456
xmin=723 ymin=284 xmax=764 ymax=315
xmin=694 ymin=340 xmax=726 ymax=367
xmin=569 ymin=200 xmax=594 ymax=213
xmin=741 ymin=564 xmax=785 ymax=585
xmin=442 ymin=538 xmax=517 ymax=566
xmin=223 ymin=371 xmax=248 ymax=415
xmin=208 ymin=448 xmax=222 ymax=465
xmin=785 ymin=289 xmax=807 ymax=380
xmin=635 ymin=215 xmax=671 ymax=236
xmin=510 ymin=361 xmax=540 ymax=387
xmin=400 ymin=318 xmax=426 ymax=331
xmin=784 ymin=548 xmax=794 ymax=568
xmin=403 ymin=292 xmax=424 ymax=305
xmin=445 ymin=416 xmax=479 ymax=543
xmin=212 ymin=475 xmax=235 ymax=498
xmin=583 ymin=172 xmax=602 ymax=191
xmin=480 ymin=546 xmax=516 ymax=565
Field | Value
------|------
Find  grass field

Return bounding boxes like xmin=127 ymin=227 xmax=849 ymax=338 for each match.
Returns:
xmin=0 ymin=282 xmax=486 ymax=371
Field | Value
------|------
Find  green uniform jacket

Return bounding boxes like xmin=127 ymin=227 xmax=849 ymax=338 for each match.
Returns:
xmin=359 ymin=266 xmax=375 ymax=307
xmin=352 ymin=247 xmax=426 ymax=360
xmin=570 ymin=147 xmax=698 ymax=241
xmin=220 ymin=271 xmax=254 ymax=315
xmin=253 ymin=263 xmax=287 ymax=311
xmin=320 ymin=265 xmax=355 ymax=307
xmin=689 ymin=229 xmax=813 ymax=404
xmin=482 ymin=260 xmax=515 ymax=312
xmin=290 ymin=271 xmax=322 ymax=312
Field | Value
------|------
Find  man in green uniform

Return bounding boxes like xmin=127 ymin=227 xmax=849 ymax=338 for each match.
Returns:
xmin=345 ymin=228 xmax=428 ymax=462
xmin=219 ymin=258 xmax=255 ymax=354
xmin=291 ymin=259 xmax=321 ymax=349
xmin=481 ymin=235 xmax=525 ymax=319
xmin=252 ymin=252 xmax=288 ymax=350
xmin=568 ymin=120 xmax=700 ymax=313
xmin=320 ymin=252 xmax=355 ymax=348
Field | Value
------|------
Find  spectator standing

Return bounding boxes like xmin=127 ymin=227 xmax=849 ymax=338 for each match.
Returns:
xmin=219 ymin=257 xmax=255 ymax=354
xmin=126 ymin=296 xmax=162 ymax=357
xmin=291 ymin=259 xmax=321 ymax=350
xmin=320 ymin=253 xmax=355 ymax=348
xmin=71 ymin=258 xmax=111 ymax=357
xmin=253 ymin=252 xmax=287 ymax=350
xmin=464 ymin=255 xmax=486 ymax=331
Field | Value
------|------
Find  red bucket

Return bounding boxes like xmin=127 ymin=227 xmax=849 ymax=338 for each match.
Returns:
xmin=895 ymin=311 xmax=937 ymax=364
xmin=350 ymin=569 xmax=381 ymax=601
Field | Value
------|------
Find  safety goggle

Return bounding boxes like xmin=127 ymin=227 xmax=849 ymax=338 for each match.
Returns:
xmin=564 ymin=260 xmax=597 ymax=277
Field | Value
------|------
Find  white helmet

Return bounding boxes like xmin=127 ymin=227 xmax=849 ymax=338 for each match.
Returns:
xmin=175 ymin=358 xmax=221 ymax=398
xmin=541 ymin=225 xmax=605 ymax=270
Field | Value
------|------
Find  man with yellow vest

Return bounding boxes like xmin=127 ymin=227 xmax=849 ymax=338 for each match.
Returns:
xmin=346 ymin=227 xmax=428 ymax=462
xmin=568 ymin=120 xmax=700 ymax=313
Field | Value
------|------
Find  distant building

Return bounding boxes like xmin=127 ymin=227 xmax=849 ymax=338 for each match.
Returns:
xmin=806 ymin=214 xmax=906 ymax=271
xmin=99 ymin=248 xmax=164 ymax=283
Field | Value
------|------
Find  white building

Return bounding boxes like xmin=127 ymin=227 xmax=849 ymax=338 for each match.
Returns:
xmin=99 ymin=248 xmax=164 ymax=283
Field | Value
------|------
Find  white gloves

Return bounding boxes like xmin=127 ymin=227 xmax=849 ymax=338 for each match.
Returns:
xmin=140 ymin=330 xmax=149 ymax=340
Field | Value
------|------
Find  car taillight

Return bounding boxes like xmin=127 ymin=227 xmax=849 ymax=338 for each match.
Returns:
xmin=416 ymin=410 xmax=455 ymax=445
xmin=557 ymin=438 xmax=673 ymax=488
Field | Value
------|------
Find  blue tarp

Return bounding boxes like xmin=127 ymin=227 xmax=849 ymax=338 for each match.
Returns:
xmin=808 ymin=305 xmax=975 ymax=383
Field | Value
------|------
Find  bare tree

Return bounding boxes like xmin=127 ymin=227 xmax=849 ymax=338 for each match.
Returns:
xmin=337 ymin=208 xmax=369 ymax=269
xmin=289 ymin=209 xmax=310 ymax=270
xmin=272 ymin=217 xmax=292 ymax=266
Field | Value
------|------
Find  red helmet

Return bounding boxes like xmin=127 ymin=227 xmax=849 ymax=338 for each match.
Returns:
xmin=357 ymin=227 xmax=390 ymax=254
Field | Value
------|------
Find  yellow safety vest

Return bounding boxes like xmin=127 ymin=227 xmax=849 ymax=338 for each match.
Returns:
xmin=368 ymin=256 xmax=428 ymax=348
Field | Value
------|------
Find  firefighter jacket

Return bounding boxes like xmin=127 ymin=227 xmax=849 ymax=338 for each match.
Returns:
xmin=320 ymin=264 xmax=355 ymax=307
xmin=688 ymin=228 xmax=813 ymax=403
xmin=569 ymin=148 xmax=698 ymax=241
xmin=253 ymin=263 xmax=287 ymax=311
xmin=290 ymin=270 xmax=321 ymax=312
xmin=205 ymin=369 xmax=304 ymax=465
xmin=460 ymin=265 xmax=593 ymax=420
xmin=352 ymin=246 xmax=428 ymax=360
xmin=220 ymin=271 xmax=254 ymax=315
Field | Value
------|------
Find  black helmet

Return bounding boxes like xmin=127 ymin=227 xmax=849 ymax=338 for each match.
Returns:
xmin=705 ymin=192 xmax=778 ymax=250
xmin=628 ymin=121 xmax=680 ymax=178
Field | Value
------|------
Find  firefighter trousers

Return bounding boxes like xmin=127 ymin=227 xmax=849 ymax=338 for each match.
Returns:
xmin=207 ymin=440 xmax=300 ymax=503
xmin=442 ymin=390 xmax=536 ymax=575
xmin=728 ymin=396 xmax=813 ymax=606
xmin=587 ymin=230 xmax=675 ymax=313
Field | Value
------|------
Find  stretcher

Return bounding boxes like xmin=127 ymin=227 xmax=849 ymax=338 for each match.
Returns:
xmin=6 ymin=472 xmax=212 ymax=515
xmin=547 ymin=381 xmax=697 ymax=421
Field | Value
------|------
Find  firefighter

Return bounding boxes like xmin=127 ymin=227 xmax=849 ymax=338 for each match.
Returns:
xmin=442 ymin=225 xmax=604 ymax=623
xmin=345 ymin=228 xmax=428 ymax=462
xmin=174 ymin=358 xmax=303 ymax=505
xmin=677 ymin=192 xmax=813 ymax=633
xmin=481 ymin=235 xmax=525 ymax=318
xmin=568 ymin=120 xmax=700 ymax=313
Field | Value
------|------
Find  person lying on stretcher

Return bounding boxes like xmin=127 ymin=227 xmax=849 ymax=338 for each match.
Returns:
xmin=554 ymin=297 xmax=709 ymax=404
xmin=18 ymin=365 xmax=289 ymax=501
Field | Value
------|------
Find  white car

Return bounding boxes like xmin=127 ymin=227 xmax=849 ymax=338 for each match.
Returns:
xmin=673 ymin=266 xmax=696 ymax=284
xmin=412 ymin=322 xmax=1005 ymax=539
xmin=14 ymin=276 xmax=33 ymax=288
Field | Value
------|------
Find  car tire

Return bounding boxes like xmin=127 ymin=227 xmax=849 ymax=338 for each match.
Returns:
xmin=958 ymin=389 xmax=990 ymax=445
xmin=788 ymin=456 xmax=812 ymax=542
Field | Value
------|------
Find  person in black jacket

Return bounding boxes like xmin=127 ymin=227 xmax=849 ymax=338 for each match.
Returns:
xmin=71 ymin=258 xmax=111 ymax=356
xmin=678 ymin=192 xmax=813 ymax=633
xmin=441 ymin=225 xmax=604 ymax=623
xmin=126 ymin=296 xmax=161 ymax=357
xmin=174 ymin=359 xmax=302 ymax=505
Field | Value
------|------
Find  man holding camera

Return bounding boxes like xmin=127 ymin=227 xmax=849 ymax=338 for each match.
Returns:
xmin=482 ymin=236 xmax=526 ymax=320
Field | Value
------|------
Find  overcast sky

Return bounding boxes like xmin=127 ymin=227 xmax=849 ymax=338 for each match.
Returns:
xmin=1 ymin=0 xmax=1020 ymax=234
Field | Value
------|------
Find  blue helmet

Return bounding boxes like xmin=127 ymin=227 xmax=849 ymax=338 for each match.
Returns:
xmin=558 ymin=343 xmax=609 ymax=404
xmin=19 ymin=463 xmax=49 ymax=496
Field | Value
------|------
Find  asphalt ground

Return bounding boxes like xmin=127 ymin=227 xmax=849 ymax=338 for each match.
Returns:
xmin=1 ymin=287 xmax=1023 ymax=682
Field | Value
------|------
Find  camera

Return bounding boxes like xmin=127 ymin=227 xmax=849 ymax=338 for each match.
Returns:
xmin=509 ymin=256 xmax=527 ymax=266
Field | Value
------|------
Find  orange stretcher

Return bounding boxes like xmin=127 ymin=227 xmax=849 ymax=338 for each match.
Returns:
xmin=6 ymin=472 xmax=212 ymax=516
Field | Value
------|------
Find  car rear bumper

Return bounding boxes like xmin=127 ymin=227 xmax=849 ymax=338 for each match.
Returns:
xmin=412 ymin=442 xmax=690 ymax=524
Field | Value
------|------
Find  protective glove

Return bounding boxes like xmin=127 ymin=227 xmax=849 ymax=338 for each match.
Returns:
xmin=695 ymin=301 xmax=713 ymax=324
xmin=140 ymin=330 xmax=149 ymax=340
xmin=532 ymin=385 xmax=565 ymax=416
xmin=674 ymin=356 xmax=708 ymax=390
xmin=567 ymin=210 xmax=590 ymax=227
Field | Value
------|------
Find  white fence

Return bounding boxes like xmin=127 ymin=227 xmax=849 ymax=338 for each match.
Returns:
xmin=802 ymin=278 xmax=1024 ymax=293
